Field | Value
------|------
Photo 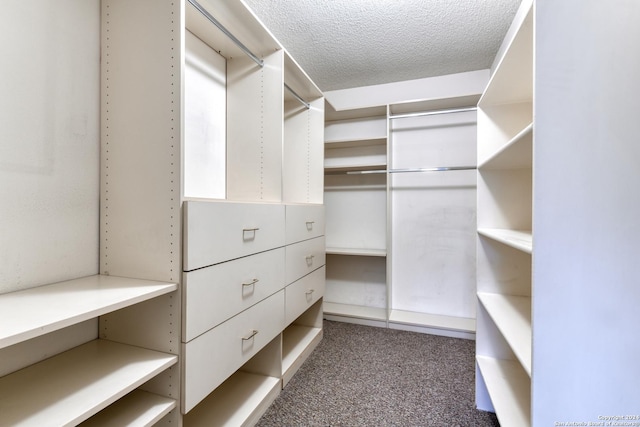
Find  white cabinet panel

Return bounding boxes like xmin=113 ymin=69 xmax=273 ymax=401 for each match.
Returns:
xmin=183 ymin=201 xmax=285 ymax=271
xmin=285 ymin=204 xmax=325 ymax=244
xmin=285 ymin=266 xmax=326 ymax=326
xmin=182 ymin=290 xmax=285 ymax=413
xmin=285 ymin=236 xmax=326 ymax=285
xmin=183 ymin=248 xmax=285 ymax=342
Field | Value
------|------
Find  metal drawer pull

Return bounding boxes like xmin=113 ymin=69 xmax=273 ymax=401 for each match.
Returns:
xmin=305 ymin=289 xmax=315 ymax=295
xmin=242 ymin=330 xmax=259 ymax=341
xmin=242 ymin=278 xmax=260 ymax=287
xmin=242 ymin=227 xmax=260 ymax=232
xmin=305 ymin=255 xmax=315 ymax=261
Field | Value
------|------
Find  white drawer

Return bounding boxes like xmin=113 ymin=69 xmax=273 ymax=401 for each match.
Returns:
xmin=285 ymin=266 xmax=325 ymax=326
xmin=182 ymin=247 xmax=285 ymax=342
xmin=285 ymin=204 xmax=325 ymax=244
xmin=285 ymin=236 xmax=326 ymax=285
xmin=182 ymin=290 xmax=285 ymax=413
xmin=184 ymin=201 xmax=285 ymax=271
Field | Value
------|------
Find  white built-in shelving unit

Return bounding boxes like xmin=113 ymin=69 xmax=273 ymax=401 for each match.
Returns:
xmin=0 ymin=275 xmax=178 ymax=426
xmin=323 ymin=73 xmax=487 ymax=336
xmin=475 ymin=0 xmax=533 ymax=425
xmin=0 ymin=0 xmax=323 ymax=425
xmin=323 ymin=104 xmax=389 ymax=325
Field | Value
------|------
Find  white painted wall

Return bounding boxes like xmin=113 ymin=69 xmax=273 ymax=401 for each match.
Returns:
xmin=533 ymin=1 xmax=640 ymax=424
xmin=0 ymin=0 xmax=100 ymax=372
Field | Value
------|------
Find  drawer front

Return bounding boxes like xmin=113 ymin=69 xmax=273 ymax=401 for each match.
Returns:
xmin=183 ymin=201 xmax=285 ymax=271
xmin=182 ymin=247 xmax=285 ymax=342
xmin=285 ymin=204 xmax=325 ymax=244
xmin=285 ymin=266 xmax=325 ymax=325
xmin=285 ymin=236 xmax=326 ymax=285
xmin=182 ymin=290 xmax=285 ymax=413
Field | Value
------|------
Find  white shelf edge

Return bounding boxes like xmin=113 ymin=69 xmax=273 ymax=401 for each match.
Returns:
xmin=323 ymin=302 xmax=387 ymax=321
xmin=80 ymin=390 xmax=176 ymax=427
xmin=282 ymin=325 xmax=323 ymax=386
xmin=326 ymin=247 xmax=387 ymax=257
xmin=477 ymin=293 xmax=532 ymax=376
xmin=0 ymin=339 xmax=178 ymax=426
xmin=477 ymin=228 xmax=532 ymax=254
xmin=324 ymin=136 xmax=387 ymax=145
xmin=388 ymin=309 xmax=475 ymax=333
xmin=0 ymin=274 xmax=177 ymax=349
xmin=323 ymin=162 xmax=387 ymax=172
xmin=479 ymin=122 xmax=533 ymax=170
xmin=183 ymin=371 xmax=281 ymax=427
xmin=476 ymin=356 xmax=531 ymax=427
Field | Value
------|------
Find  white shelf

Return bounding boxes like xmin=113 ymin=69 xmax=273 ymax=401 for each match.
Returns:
xmin=0 ymin=274 xmax=177 ymax=349
xmin=324 ymin=136 xmax=386 ymax=148
xmin=323 ymin=302 xmax=387 ymax=321
xmin=183 ymin=371 xmax=281 ymax=427
xmin=477 ymin=228 xmax=532 ymax=254
xmin=0 ymin=339 xmax=177 ymax=427
xmin=388 ymin=309 xmax=475 ymax=333
xmin=479 ymin=2 xmax=533 ymax=107
xmin=80 ymin=390 xmax=176 ymax=427
xmin=324 ymin=162 xmax=387 ymax=173
xmin=326 ymin=247 xmax=387 ymax=257
xmin=479 ymin=123 xmax=533 ymax=170
xmin=477 ymin=293 xmax=531 ymax=375
xmin=282 ymin=325 xmax=323 ymax=386
xmin=476 ymin=356 xmax=531 ymax=427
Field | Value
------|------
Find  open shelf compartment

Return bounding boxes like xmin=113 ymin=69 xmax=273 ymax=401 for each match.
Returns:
xmin=0 ymin=340 xmax=177 ymax=426
xmin=0 ymin=275 xmax=177 ymax=349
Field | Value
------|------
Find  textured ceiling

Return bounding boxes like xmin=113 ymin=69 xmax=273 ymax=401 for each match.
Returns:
xmin=243 ymin=0 xmax=521 ymax=91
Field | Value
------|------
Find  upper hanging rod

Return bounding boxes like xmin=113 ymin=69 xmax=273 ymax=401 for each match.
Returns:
xmin=325 ymin=166 xmax=477 ymax=175
xmin=388 ymin=166 xmax=476 ymax=173
xmin=389 ymin=106 xmax=477 ymax=120
xmin=187 ymin=0 xmax=264 ymax=68
xmin=284 ymin=83 xmax=310 ymax=109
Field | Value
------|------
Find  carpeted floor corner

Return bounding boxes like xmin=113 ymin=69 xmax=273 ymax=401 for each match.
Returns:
xmin=257 ymin=320 xmax=500 ymax=427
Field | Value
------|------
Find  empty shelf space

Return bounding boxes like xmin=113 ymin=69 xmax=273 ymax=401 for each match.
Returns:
xmin=479 ymin=123 xmax=532 ymax=170
xmin=0 ymin=339 xmax=177 ymax=427
xmin=183 ymin=371 xmax=281 ymax=427
xmin=80 ymin=390 xmax=176 ymax=427
xmin=326 ymin=247 xmax=387 ymax=257
xmin=478 ymin=228 xmax=532 ymax=254
xmin=477 ymin=293 xmax=532 ymax=375
xmin=323 ymin=302 xmax=387 ymax=321
xmin=0 ymin=274 xmax=177 ymax=349
xmin=388 ymin=309 xmax=475 ymax=333
xmin=476 ymin=356 xmax=531 ymax=427
xmin=282 ymin=325 xmax=323 ymax=386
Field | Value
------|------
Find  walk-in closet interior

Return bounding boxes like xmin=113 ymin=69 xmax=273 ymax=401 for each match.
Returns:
xmin=1 ymin=0 xmax=639 ymax=426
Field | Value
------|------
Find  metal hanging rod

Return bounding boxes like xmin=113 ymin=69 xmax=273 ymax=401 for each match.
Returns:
xmin=389 ymin=106 xmax=477 ymax=120
xmin=284 ymin=83 xmax=310 ymax=109
xmin=187 ymin=0 xmax=264 ymax=68
xmin=325 ymin=166 xmax=477 ymax=176
xmin=389 ymin=166 xmax=477 ymax=173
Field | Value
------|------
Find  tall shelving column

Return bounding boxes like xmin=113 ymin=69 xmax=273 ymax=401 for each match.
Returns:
xmin=475 ymin=0 xmax=533 ymax=426
xmin=323 ymin=104 xmax=389 ymax=326
xmin=387 ymin=99 xmax=479 ymax=339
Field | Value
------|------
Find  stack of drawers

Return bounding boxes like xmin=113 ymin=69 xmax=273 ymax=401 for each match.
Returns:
xmin=182 ymin=201 xmax=325 ymax=414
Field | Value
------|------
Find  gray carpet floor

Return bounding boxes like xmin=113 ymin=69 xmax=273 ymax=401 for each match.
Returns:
xmin=257 ymin=320 xmax=500 ymax=427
